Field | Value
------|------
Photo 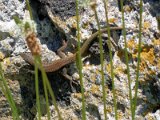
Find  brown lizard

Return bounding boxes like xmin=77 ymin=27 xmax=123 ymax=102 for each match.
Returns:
xmin=20 ymin=27 xmax=122 ymax=72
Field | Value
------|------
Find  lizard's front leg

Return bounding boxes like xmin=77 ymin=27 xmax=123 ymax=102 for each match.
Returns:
xmin=57 ymin=40 xmax=68 ymax=58
xmin=57 ymin=40 xmax=78 ymax=89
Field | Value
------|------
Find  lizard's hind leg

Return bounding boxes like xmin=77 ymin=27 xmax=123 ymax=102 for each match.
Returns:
xmin=61 ymin=68 xmax=79 ymax=92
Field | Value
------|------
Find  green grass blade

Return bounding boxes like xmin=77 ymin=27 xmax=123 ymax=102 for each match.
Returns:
xmin=25 ymin=0 xmax=35 ymax=32
xmin=75 ymin=0 xmax=86 ymax=119
xmin=92 ymin=3 xmax=107 ymax=120
xmin=119 ymin=0 xmax=133 ymax=119
xmin=0 ymin=63 xmax=19 ymax=120
xmin=41 ymin=69 xmax=50 ymax=120
xmin=103 ymin=0 xmax=118 ymax=119
xmin=133 ymin=0 xmax=143 ymax=119
xmin=34 ymin=56 xmax=41 ymax=120
xmin=37 ymin=56 xmax=62 ymax=120
xmin=35 ymin=55 xmax=50 ymax=120
xmin=45 ymin=75 xmax=63 ymax=120
xmin=26 ymin=0 xmax=33 ymax=20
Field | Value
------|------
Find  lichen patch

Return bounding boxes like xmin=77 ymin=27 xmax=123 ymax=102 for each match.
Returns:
xmin=153 ymin=39 xmax=160 ymax=45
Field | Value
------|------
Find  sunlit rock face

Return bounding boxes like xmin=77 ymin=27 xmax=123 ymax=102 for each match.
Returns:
xmin=0 ymin=0 xmax=160 ymax=119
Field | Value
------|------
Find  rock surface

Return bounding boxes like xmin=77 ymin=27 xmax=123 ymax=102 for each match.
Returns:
xmin=0 ymin=0 xmax=160 ymax=119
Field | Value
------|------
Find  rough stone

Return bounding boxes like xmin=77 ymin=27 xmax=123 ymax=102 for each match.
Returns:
xmin=0 ymin=0 xmax=159 ymax=119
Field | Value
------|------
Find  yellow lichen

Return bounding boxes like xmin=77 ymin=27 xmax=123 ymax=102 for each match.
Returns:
xmin=124 ymin=5 xmax=132 ymax=12
xmin=90 ymin=74 xmax=96 ymax=83
xmin=132 ymin=46 xmax=156 ymax=72
xmin=73 ymin=92 xmax=88 ymax=100
xmin=153 ymin=38 xmax=160 ymax=45
xmin=139 ymin=61 xmax=147 ymax=71
xmin=106 ymin=63 xmax=125 ymax=76
xmin=1 ymin=58 xmax=11 ymax=71
xmin=108 ymin=18 xmax=117 ymax=24
xmin=145 ymin=113 xmax=155 ymax=120
xmin=118 ymin=39 xmax=158 ymax=76
xmin=147 ymin=69 xmax=156 ymax=76
xmin=140 ymin=47 xmax=155 ymax=65
xmin=143 ymin=21 xmax=151 ymax=29
xmin=71 ymin=21 xmax=77 ymax=29
xmin=157 ymin=58 xmax=160 ymax=69
xmin=127 ymin=39 xmax=136 ymax=50
xmin=117 ymin=111 xmax=124 ymax=120
xmin=105 ymin=86 xmax=109 ymax=92
xmin=4 ymin=58 xmax=11 ymax=66
xmin=106 ymin=106 xmax=112 ymax=113
xmin=73 ymin=93 xmax=82 ymax=99
xmin=0 ymin=52 xmax=5 ymax=60
xmin=90 ymin=84 xmax=100 ymax=95
xmin=114 ymin=66 xmax=125 ymax=75
xmin=95 ymin=69 xmax=100 ymax=75
xmin=106 ymin=63 xmax=111 ymax=74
